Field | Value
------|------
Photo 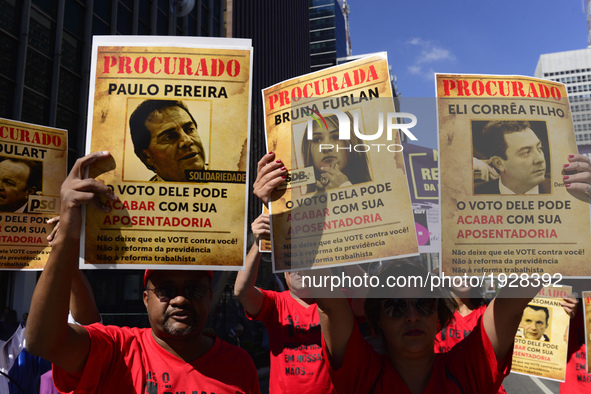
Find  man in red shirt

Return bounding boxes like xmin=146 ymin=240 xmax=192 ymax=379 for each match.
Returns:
xmin=26 ymin=152 xmax=260 ymax=394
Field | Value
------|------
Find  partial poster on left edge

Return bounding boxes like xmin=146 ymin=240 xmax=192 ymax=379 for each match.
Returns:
xmin=0 ymin=118 xmax=67 ymax=269
xmin=82 ymin=36 xmax=252 ymax=270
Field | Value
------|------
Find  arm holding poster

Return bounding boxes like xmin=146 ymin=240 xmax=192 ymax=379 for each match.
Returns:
xmin=26 ymin=152 xmax=117 ymax=375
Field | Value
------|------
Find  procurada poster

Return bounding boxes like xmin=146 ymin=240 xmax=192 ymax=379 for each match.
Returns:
xmin=511 ymin=285 xmax=572 ymax=381
xmin=263 ymin=53 xmax=418 ymax=272
xmin=437 ymin=74 xmax=591 ymax=277
xmin=0 ymin=118 xmax=67 ymax=269
xmin=583 ymin=291 xmax=591 ymax=373
xmin=82 ymin=36 xmax=252 ymax=270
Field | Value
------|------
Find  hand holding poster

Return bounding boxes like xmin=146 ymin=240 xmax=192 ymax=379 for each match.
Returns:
xmin=437 ymin=74 xmax=591 ymax=277
xmin=82 ymin=36 xmax=252 ymax=270
xmin=263 ymin=54 xmax=418 ymax=272
xmin=0 ymin=118 xmax=67 ymax=269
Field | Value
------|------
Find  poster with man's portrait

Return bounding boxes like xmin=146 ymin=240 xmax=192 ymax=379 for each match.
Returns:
xmin=82 ymin=36 xmax=252 ymax=270
xmin=0 ymin=118 xmax=67 ymax=269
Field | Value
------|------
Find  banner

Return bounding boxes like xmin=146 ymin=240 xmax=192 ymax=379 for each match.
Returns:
xmin=437 ymin=74 xmax=591 ymax=277
xmin=0 ymin=118 xmax=67 ymax=269
xmin=263 ymin=53 xmax=418 ymax=272
xmin=511 ymin=285 xmax=571 ymax=381
xmin=82 ymin=36 xmax=252 ymax=270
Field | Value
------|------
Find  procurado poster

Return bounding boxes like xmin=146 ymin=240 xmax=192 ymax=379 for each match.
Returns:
xmin=437 ymin=74 xmax=591 ymax=277
xmin=0 ymin=118 xmax=67 ymax=269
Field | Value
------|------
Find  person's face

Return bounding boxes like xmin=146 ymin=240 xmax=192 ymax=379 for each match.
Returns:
xmin=519 ymin=307 xmax=548 ymax=340
xmin=310 ymin=121 xmax=348 ymax=172
xmin=496 ymin=129 xmax=546 ymax=192
xmin=0 ymin=160 xmax=34 ymax=212
xmin=143 ymin=270 xmax=212 ymax=340
xmin=142 ymin=106 xmax=206 ymax=182
xmin=379 ymin=291 xmax=439 ymax=359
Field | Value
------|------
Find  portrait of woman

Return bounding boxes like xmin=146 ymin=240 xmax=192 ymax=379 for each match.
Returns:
xmin=301 ymin=111 xmax=372 ymax=193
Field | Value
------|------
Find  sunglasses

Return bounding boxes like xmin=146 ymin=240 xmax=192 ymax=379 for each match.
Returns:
xmin=382 ymin=298 xmax=438 ymax=319
xmin=146 ymin=285 xmax=211 ymax=302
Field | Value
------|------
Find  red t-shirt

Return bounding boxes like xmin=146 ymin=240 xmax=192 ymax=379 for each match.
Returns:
xmin=323 ymin=317 xmax=511 ymax=394
xmin=560 ymin=311 xmax=591 ymax=393
xmin=246 ymin=290 xmax=335 ymax=393
xmin=435 ymin=305 xmax=487 ymax=353
xmin=434 ymin=305 xmax=506 ymax=394
xmin=52 ymin=323 xmax=260 ymax=394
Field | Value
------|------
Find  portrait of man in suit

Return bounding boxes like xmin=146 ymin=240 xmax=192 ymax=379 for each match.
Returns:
xmin=0 ymin=157 xmax=42 ymax=213
xmin=474 ymin=120 xmax=550 ymax=195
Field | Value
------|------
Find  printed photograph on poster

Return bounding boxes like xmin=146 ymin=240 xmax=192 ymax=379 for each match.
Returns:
xmin=123 ymin=99 xmax=211 ymax=182
xmin=471 ymin=120 xmax=551 ymax=195
xmin=437 ymin=74 xmax=591 ymax=277
xmin=263 ymin=54 xmax=419 ymax=273
xmin=82 ymin=36 xmax=252 ymax=271
xmin=0 ymin=118 xmax=67 ymax=269
xmin=511 ymin=285 xmax=571 ymax=381
xmin=293 ymin=109 xmax=373 ymax=194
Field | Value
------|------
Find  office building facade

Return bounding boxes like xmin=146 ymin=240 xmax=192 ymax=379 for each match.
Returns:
xmin=309 ymin=0 xmax=349 ymax=72
xmin=535 ymin=48 xmax=591 ymax=145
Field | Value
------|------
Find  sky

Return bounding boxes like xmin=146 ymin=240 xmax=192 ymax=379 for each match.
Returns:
xmin=346 ymin=0 xmax=589 ymax=148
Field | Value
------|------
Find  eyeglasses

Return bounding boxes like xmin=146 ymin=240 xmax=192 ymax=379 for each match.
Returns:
xmin=146 ymin=285 xmax=211 ymax=302
xmin=382 ymin=298 xmax=438 ymax=319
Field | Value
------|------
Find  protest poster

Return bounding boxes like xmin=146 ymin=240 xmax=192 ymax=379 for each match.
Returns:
xmin=511 ymin=285 xmax=571 ymax=381
xmin=437 ymin=74 xmax=591 ymax=277
xmin=0 ymin=118 xmax=67 ymax=269
xmin=583 ymin=291 xmax=591 ymax=373
xmin=82 ymin=36 xmax=252 ymax=270
xmin=402 ymin=142 xmax=440 ymax=254
xmin=263 ymin=53 xmax=418 ymax=272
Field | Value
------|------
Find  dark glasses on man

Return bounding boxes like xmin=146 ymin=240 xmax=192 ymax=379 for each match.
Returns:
xmin=146 ymin=285 xmax=211 ymax=302
xmin=382 ymin=298 xmax=438 ymax=319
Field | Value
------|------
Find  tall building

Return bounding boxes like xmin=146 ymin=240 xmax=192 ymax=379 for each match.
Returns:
xmin=534 ymin=48 xmax=591 ymax=145
xmin=309 ymin=0 xmax=350 ymax=72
